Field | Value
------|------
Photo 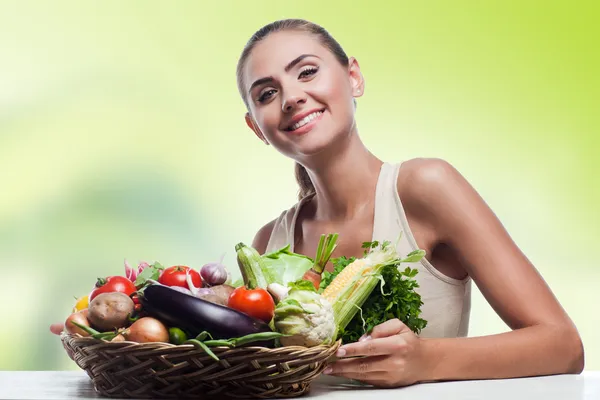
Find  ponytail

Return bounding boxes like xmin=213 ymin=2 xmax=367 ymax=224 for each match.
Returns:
xmin=294 ymin=163 xmax=316 ymax=200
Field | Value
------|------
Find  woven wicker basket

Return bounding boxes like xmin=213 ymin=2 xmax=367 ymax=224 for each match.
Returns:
xmin=62 ymin=333 xmax=341 ymax=399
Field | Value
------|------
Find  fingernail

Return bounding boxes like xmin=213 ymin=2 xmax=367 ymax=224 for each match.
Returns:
xmin=336 ymin=348 xmax=346 ymax=357
xmin=359 ymin=335 xmax=371 ymax=342
xmin=323 ymin=367 xmax=332 ymax=375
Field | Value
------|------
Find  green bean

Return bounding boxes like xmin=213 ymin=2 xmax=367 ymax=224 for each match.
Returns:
xmin=194 ymin=331 xmax=214 ymax=341
xmin=184 ymin=331 xmax=287 ymax=362
xmin=70 ymin=321 xmax=120 ymax=341
xmin=184 ymin=339 xmax=220 ymax=361
xmin=231 ymin=331 xmax=286 ymax=346
xmin=203 ymin=340 xmax=232 ymax=347
xmin=70 ymin=321 xmax=101 ymax=336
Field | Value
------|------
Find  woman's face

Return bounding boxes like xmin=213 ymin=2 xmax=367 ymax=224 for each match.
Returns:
xmin=242 ymin=31 xmax=364 ymax=161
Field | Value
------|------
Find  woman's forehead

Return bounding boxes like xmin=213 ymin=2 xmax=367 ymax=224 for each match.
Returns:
xmin=244 ymin=32 xmax=327 ymax=86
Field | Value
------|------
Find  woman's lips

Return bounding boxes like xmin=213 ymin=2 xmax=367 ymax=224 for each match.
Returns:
xmin=285 ymin=110 xmax=325 ymax=135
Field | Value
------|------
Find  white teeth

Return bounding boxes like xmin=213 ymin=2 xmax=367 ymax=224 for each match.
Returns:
xmin=290 ymin=111 xmax=323 ymax=131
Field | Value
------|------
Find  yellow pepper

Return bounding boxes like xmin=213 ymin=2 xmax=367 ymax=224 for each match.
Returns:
xmin=72 ymin=295 xmax=89 ymax=312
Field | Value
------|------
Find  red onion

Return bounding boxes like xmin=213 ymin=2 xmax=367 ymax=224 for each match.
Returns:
xmin=200 ymin=254 xmax=228 ymax=286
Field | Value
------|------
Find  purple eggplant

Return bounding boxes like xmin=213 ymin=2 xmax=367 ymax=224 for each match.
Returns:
xmin=139 ymin=284 xmax=273 ymax=340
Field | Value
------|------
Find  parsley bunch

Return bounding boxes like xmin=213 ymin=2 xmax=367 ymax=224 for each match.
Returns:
xmin=320 ymin=245 xmax=427 ymax=343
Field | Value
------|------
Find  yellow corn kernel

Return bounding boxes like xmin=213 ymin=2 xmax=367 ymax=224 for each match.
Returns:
xmin=322 ymin=258 xmax=369 ymax=303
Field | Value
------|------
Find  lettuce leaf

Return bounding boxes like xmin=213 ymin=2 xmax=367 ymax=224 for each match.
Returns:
xmin=261 ymin=244 xmax=314 ymax=286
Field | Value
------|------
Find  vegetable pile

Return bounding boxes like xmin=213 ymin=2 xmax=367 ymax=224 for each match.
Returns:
xmin=61 ymin=233 xmax=427 ymax=359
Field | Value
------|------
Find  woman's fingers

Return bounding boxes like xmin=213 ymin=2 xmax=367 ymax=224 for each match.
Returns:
xmin=325 ymin=355 xmax=388 ymax=375
xmin=50 ymin=323 xmax=64 ymax=335
xmin=337 ymin=335 xmax=407 ymax=358
xmin=368 ymin=318 xmax=411 ymax=339
xmin=325 ymin=372 xmax=389 ymax=387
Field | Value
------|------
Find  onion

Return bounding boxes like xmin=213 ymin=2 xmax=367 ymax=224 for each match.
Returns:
xmin=111 ymin=334 xmax=126 ymax=342
xmin=185 ymin=268 xmax=201 ymax=295
xmin=65 ymin=309 xmax=91 ymax=337
xmin=123 ymin=317 xmax=169 ymax=343
xmin=200 ymin=253 xmax=228 ymax=286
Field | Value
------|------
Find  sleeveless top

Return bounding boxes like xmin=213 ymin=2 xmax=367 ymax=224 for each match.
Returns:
xmin=265 ymin=161 xmax=471 ymax=338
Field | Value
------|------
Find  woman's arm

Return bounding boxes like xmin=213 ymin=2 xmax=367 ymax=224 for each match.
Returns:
xmin=410 ymin=159 xmax=584 ymax=379
xmin=410 ymin=158 xmax=583 ymax=380
xmin=327 ymin=158 xmax=584 ymax=385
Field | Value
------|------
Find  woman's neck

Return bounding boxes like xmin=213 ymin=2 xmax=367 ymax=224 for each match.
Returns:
xmin=304 ymin=133 xmax=383 ymax=221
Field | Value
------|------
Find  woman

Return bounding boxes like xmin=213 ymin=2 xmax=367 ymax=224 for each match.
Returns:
xmin=235 ymin=19 xmax=583 ymax=386
xmin=52 ymin=18 xmax=584 ymax=388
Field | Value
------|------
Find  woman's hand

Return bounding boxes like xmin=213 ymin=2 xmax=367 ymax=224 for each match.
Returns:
xmin=324 ymin=319 xmax=429 ymax=387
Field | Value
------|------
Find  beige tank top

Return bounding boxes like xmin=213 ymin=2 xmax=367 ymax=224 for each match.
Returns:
xmin=265 ymin=161 xmax=471 ymax=338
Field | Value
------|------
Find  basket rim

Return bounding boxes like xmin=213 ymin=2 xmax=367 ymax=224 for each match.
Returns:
xmin=61 ymin=332 xmax=342 ymax=352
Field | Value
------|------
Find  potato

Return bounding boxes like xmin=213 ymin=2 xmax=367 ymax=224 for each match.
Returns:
xmin=206 ymin=284 xmax=235 ymax=305
xmin=88 ymin=292 xmax=135 ymax=331
xmin=65 ymin=309 xmax=91 ymax=337
xmin=199 ymin=293 xmax=228 ymax=306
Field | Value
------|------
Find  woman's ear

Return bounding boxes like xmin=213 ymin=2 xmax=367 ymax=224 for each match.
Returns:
xmin=245 ymin=113 xmax=269 ymax=145
xmin=348 ymin=57 xmax=365 ymax=97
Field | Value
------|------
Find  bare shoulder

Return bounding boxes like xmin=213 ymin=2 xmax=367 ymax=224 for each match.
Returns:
xmin=396 ymin=157 xmax=468 ymax=208
xmin=397 ymin=157 xmax=463 ymax=193
xmin=396 ymin=157 xmax=488 ymax=241
xmin=251 ymin=218 xmax=278 ymax=255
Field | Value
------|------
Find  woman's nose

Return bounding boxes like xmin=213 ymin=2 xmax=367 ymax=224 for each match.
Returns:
xmin=282 ymin=92 xmax=306 ymax=113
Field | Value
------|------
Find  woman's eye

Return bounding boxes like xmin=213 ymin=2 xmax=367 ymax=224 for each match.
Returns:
xmin=299 ymin=67 xmax=318 ymax=79
xmin=258 ymin=89 xmax=276 ymax=102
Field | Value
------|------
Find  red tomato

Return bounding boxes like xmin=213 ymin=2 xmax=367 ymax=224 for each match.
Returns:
xmin=159 ymin=265 xmax=202 ymax=289
xmin=89 ymin=276 xmax=137 ymax=301
xmin=228 ymin=287 xmax=275 ymax=323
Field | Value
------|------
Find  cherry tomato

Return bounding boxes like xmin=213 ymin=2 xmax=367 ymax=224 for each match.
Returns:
xmin=89 ymin=276 xmax=137 ymax=301
xmin=158 ymin=265 xmax=202 ymax=289
xmin=228 ymin=286 xmax=275 ymax=323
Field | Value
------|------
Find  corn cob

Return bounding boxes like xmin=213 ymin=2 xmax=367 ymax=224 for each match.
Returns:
xmin=322 ymin=243 xmax=425 ymax=335
xmin=321 ymin=258 xmax=368 ymax=303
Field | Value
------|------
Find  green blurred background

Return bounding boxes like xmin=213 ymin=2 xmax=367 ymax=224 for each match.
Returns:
xmin=1 ymin=0 xmax=598 ymax=371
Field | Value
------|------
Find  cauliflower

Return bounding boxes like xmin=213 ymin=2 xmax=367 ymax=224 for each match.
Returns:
xmin=273 ymin=280 xmax=337 ymax=347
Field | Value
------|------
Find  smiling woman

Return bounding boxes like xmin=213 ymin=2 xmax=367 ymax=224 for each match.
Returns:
xmin=46 ymin=16 xmax=587 ymax=387
xmin=232 ymin=18 xmax=584 ymax=387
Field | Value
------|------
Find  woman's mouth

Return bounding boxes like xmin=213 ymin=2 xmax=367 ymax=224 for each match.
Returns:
xmin=285 ymin=110 xmax=325 ymax=134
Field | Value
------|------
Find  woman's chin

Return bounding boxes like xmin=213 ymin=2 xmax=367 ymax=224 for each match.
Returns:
xmin=294 ymin=138 xmax=337 ymax=157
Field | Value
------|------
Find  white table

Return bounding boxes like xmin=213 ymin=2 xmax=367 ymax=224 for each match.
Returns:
xmin=0 ymin=371 xmax=598 ymax=399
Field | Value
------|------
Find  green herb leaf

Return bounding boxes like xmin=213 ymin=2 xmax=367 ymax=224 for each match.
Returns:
xmin=134 ymin=263 xmax=163 ymax=287
xmin=402 ymin=250 xmax=426 ymax=263
xmin=288 ymin=279 xmax=317 ymax=293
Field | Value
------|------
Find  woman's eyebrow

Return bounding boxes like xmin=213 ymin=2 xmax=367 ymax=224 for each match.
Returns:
xmin=284 ymin=54 xmax=319 ymax=72
xmin=248 ymin=54 xmax=320 ymax=94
